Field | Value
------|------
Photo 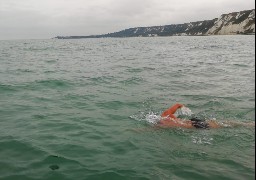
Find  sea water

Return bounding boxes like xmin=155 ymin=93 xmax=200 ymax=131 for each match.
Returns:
xmin=0 ymin=36 xmax=255 ymax=180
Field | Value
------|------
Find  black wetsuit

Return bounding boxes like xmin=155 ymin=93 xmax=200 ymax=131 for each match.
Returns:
xmin=190 ymin=117 xmax=210 ymax=129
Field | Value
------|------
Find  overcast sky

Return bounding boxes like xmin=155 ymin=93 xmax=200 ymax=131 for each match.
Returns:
xmin=0 ymin=0 xmax=255 ymax=40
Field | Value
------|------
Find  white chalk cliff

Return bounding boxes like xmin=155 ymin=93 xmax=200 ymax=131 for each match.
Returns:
xmin=56 ymin=9 xmax=255 ymax=39
xmin=206 ymin=9 xmax=255 ymax=35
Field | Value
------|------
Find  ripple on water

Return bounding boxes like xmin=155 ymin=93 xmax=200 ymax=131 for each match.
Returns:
xmin=0 ymin=37 xmax=254 ymax=180
xmin=0 ymin=137 xmax=45 ymax=179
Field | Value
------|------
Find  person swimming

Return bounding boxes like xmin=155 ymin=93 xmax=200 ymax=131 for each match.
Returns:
xmin=158 ymin=103 xmax=255 ymax=129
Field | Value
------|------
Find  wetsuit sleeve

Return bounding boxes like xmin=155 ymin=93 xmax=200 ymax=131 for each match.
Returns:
xmin=161 ymin=103 xmax=183 ymax=118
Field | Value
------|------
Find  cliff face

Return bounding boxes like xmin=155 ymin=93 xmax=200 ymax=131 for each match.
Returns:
xmin=55 ymin=9 xmax=255 ymax=39
xmin=206 ymin=9 xmax=255 ymax=35
xmin=105 ymin=19 xmax=217 ymax=37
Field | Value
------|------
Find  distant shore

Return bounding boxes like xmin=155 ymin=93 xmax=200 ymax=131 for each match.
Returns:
xmin=55 ymin=9 xmax=255 ymax=39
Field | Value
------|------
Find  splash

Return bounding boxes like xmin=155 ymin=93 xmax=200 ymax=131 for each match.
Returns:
xmin=145 ymin=112 xmax=161 ymax=124
xmin=174 ymin=106 xmax=193 ymax=117
xmin=130 ymin=111 xmax=161 ymax=125
xmin=191 ymin=135 xmax=214 ymax=145
xmin=130 ymin=106 xmax=194 ymax=125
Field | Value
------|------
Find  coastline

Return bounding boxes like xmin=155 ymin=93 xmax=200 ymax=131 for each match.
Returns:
xmin=54 ymin=9 xmax=255 ymax=39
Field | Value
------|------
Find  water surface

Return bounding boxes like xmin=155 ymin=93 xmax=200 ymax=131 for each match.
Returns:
xmin=0 ymin=36 xmax=255 ymax=180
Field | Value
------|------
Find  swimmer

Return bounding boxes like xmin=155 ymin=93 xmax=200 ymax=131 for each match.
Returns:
xmin=158 ymin=103 xmax=255 ymax=129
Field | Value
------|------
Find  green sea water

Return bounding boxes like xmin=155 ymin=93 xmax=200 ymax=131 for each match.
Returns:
xmin=0 ymin=36 xmax=255 ymax=180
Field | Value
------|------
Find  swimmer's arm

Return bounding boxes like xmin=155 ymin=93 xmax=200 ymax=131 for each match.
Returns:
xmin=161 ymin=103 xmax=183 ymax=118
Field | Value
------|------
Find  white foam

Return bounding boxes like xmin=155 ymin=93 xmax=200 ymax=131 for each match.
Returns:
xmin=191 ymin=135 xmax=214 ymax=145
xmin=130 ymin=106 xmax=193 ymax=125
xmin=145 ymin=112 xmax=161 ymax=124
xmin=130 ymin=111 xmax=161 ymax=125
xmin=174 ymin=106 xmax=193 ymax=117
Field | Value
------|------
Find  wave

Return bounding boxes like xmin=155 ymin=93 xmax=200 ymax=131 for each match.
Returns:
xmin=87 ymin=76 xmax=116 ymax=85
xmin=96 ymin=100 xmax=140 ymax=110
xmin=1 ymin=79 xmax=72 ymax=92
xmin=86 ymin=169 xmax=139 ymax=180
xmin=118 ymin=77 xmax=145 ymax=85
xmin=0 ymin=84 xmax=18 ymax=92
xmin=32 ymin=79 xmax=72 ymax=88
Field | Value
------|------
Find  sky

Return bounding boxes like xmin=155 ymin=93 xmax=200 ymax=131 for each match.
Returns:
xmin=0 ymin=0 xmax=255 ymax=40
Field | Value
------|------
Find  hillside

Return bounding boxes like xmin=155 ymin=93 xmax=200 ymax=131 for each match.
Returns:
xmin=55 ymin=9 xmax=255 ymax=39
